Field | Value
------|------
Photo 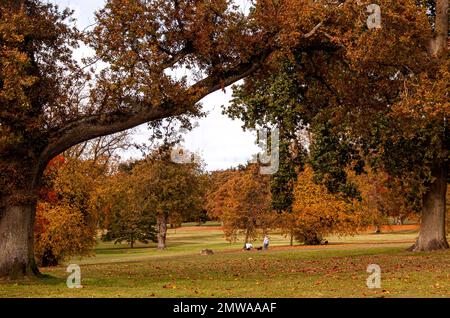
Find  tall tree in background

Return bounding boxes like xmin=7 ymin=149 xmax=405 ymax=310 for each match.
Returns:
xmin=0 ymin=0 xmax=275 ymax=278
xmin=131 ymin=149 xmax=205 ymax=249
xmin=95 ymin=171 xmax=157 ymax=249
xmin=205 ymin=168 xmax=240 ymax=224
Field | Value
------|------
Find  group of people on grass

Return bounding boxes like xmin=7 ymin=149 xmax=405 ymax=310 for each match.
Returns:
xmin=244 ymin=235 xmax=270 ymax=251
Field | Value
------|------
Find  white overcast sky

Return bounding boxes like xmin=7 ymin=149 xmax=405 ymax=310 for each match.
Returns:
xmin=50 ymin=0 xmax=259 ymax=171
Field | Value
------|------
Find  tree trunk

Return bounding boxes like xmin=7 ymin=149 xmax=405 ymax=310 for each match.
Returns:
xmin=409 ymin=163 xmax=449 ymax=251
xmin=244 ymin=228 xmax=250 ymax=247
xmin=290 ymin=229 xmax=294 ymax=246
xmin=0 ymin=203 xmax=40 ymax=279
xmin=428 ymin=0 xmax=449 ymax=58
xmin=157 ymin=214 xmax=167 ymax=250
xmin=0 ymin=153 xmax=45 ymax=279
xmin=409 ymin=0 xmax=449 ymax=252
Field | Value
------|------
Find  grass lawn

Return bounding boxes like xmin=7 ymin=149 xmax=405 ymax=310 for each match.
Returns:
xmin=1 ymin=224 xmax=449 ymax=298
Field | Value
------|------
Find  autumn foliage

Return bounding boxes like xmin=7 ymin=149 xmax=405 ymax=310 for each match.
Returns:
xmin=94 ymin=170 xmax=157 ymax=249
xmin=0 ymin=0 xmax=448 ymax=280
xmin=34 ymin=157 xmax=101 ymax=266
xmin=277 ymin=167 xmax=367 ymax=245
xmin=207 ymin=164 xmax=274 ymax=243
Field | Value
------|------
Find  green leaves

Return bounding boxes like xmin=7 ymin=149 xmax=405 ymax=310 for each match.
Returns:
xmin=309 ymin=121 xmax=362 ymax=200
xmin=97 ymin=146 xmax=206 ymax=248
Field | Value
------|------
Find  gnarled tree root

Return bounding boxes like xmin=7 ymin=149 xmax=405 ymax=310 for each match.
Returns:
xmin=407 ymin=239 xmax=449 ymax=252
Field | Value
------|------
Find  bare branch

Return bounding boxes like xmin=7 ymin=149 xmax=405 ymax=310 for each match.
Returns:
xmin=303 ymin=22 xmax=323 ymax=38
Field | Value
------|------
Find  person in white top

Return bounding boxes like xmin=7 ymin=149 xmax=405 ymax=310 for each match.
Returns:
xmin=263 ymin=235 xmax=270 ymax=250
xmin=244 ymin=242 xmax=253 ymax=251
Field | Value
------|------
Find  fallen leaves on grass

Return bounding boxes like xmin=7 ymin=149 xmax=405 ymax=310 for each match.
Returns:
xmin=162 ymin=284 xmax=177 ymax=289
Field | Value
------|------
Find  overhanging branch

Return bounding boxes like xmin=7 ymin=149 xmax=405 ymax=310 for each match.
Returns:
xmin=40 ymin=49 xmax=273 ymax=165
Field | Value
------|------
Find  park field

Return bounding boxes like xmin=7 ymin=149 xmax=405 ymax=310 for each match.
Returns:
xmin=0 ymin=223 xmax=449 ymax=298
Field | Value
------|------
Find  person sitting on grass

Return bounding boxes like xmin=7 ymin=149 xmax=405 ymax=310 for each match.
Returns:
xmin=244 ymin=242 xmax=253 ymax=251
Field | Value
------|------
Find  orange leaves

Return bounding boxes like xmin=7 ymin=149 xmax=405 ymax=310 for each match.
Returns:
xmin=272 ymin=0 xmax=326 ymax=49
xmin=205 ymin=168 xmax=239 ymax=220
xmin=207 ymin=164 xmax=273 ymax=242
xmin=286 ymin=166 xmax=365 ymax=244
xmin=391 ymin=62 xmax=450 ymax=127
xmin=34 ymin=202 xmax=96 ymax=266
xmin=34 ymin=158 xmax=104 ymax=266
xmin=350 ymin=167 xmax=418 ymax=224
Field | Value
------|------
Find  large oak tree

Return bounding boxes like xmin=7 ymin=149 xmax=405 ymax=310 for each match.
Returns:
xmin=0 ymin=0 xmax=275 ymax=279
xmin=2 ymin=0 xmax=446 ymax=280
xmin=227 ymin=0 xmax=449 ymax=252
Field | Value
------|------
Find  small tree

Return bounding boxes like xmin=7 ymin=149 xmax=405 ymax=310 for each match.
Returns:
xmin=34 ymin=157 xmax=101 ymax=266
xmin=131 ymin=149 xmax=205 ymax=249
xmin=208 ymin=164 xmax=274 ymax=244
xmin=97 ymin=172 xmax=156 ymax=248
xmin=286 ymin=167 xmax=367 ymax=245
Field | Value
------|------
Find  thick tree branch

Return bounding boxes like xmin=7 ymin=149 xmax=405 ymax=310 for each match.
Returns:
xmin=41 ymin=102 xmax=180 ymax=166
xmin=429 ymin=0 xmax=448 ymax=57
xmin=190 ymin=49 xmax=272 ymax=96
xmin=40 ymin=49 xmax=272 ymax=166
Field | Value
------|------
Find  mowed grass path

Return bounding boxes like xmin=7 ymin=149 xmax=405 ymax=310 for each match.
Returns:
xmin=1 ymin=223 xmax=449 ymax=298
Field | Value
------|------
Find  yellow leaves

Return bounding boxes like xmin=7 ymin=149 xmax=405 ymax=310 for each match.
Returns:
xmin=288 ymin=166 xmax=364 ymax=242
xmin=34 ymin=202 xmax=96 ymax=265
xmin=207 ymin=164 xmax=273 ymax=242
xmin=0 ymin=47 xmax=36 ymax=105
xmin=34 ymin=158 xmax=105 ymax=266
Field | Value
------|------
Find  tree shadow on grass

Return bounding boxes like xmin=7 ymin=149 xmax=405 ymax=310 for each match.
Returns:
xmin=36 ymin=272 xmax=65 ymax=285
xmin=95 ymin=246 xmax=155 ymax=254
xmin=0 ymin=272 xmax=64 ymax=286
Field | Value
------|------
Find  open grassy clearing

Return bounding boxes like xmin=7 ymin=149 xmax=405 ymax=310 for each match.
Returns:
xmin=1 ymin=224 xmax=449 ymax=298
